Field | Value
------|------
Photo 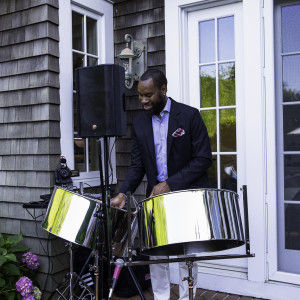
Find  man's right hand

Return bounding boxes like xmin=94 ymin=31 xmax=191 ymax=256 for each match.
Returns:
xmin=110 ymin=193 xmax=126 ymax=209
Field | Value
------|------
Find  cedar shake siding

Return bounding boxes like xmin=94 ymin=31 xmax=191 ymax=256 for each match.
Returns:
xmin=113 ymin=0 xmax=165 ymax=202
xmin=0 ymin=0 xmax=67 ymax=295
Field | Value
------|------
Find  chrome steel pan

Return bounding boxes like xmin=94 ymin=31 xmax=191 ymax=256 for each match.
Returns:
xmin=42 ymin=186 xmax=138 ymax=256
xmin=138 ymin=189 xmax=245 ymax=256
xmin=42 ymin=186 xmax=102 ymax=249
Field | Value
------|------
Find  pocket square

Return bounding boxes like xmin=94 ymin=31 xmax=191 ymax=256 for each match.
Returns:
xmin=172 ymin=128 xmax=185 ymax=137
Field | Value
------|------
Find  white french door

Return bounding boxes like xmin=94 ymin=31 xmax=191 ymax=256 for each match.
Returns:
xmin=272 ymin=1 xmax=300 ymax=281
xmin=187 ymin=3 xmax=246 ymax=269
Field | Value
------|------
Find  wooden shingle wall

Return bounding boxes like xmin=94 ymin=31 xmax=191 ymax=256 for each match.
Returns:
xmin=0 ymin=0 xmax=67 ymax=294
xmin=113 ymin=0 xmax=165 ymax=202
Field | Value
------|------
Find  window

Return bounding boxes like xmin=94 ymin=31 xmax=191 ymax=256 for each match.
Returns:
xmin=72 ymin=9 xmax=100 ymax=173
xmin=59 ymin=0 xmax=114 ymax=187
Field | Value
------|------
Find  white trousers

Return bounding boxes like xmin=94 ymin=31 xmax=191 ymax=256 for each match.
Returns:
xmin=149 ymin=256 xmax=198 ymax=300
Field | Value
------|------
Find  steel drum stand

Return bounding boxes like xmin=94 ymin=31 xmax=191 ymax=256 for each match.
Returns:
xmin=51 ymin=242 xmax=95 ymax=300
xmin=183 ymin=260 xmax=195 ymax=300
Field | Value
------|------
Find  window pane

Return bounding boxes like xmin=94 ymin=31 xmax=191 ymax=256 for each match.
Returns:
xmin=72 ymin=11 xmax=83 ymax=51
xmin=282 ymin=4 xmax=300 ymax=53
xmin=87 ymin=56 xmax=98 ymax=66
xmin=283 ymin=104 xmax=300 ymax=151
xmin=221 ymin=155 xmax=237 ymax=192
xmin=87 ymin=17 xmax=97 ymax=55
xmin=199 ymin=19 xmax=215 ymax=63
xmin=220 ymin=108 xmax=236 ymax=152
xmin=74 ymin=136 xmax=86 ymax=172
xmin=284 ymin=155 xmax=300 ymax=201
xmin=89 ymin=138 xmax=99 ymax=171
xmin=283 ymin=55 xmax=300 ymax=102
xmin=218 ymin=16 xmax=235 ymax=61
xmin=219 ymin=62 xmax=235 ymax=106
xmin=73 ymin=94 xmax=78 ymax=133
xmin=73 ymin=53 xmax=84 ymax=89
xmin=285 ymin=204 xmax=300 ymax=250
xmin=208 ymin=155 xmax=217 ymax=188
xmin=200 ymin=65 xmax=216 ymax=107
xmin=201 ymin=110 xmax=217 ymax=152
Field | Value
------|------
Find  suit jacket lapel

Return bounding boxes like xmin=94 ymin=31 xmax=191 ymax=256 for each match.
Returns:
xmin=167 ymin=99 xmax=180 ymax=159
xmin=143 ymin=112 xmax=157 ymax=169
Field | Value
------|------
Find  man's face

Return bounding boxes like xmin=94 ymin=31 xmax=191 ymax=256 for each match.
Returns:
xmin=138 ymin=78 xmax=167 ymax=116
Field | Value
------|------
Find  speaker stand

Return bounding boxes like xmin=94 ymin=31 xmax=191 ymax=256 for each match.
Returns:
xmin=96 ymin=137 xmax=113 ymax=299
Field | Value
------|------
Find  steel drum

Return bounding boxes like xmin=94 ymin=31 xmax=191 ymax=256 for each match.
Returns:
xmin=42 ymin=186 xmax=102 ymax=249
xmin=138 ymin=189 xmax=245 ymax=256
xmin=42 ymin=186 xmax=138 ymax=257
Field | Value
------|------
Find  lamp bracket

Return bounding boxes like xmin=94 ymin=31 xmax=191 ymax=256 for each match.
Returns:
xmin=117 ymin=34 xmax=147 ymax=89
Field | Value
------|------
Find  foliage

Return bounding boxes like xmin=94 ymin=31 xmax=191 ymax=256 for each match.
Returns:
xmin=0 ymin=233 xmax=41 ymax=300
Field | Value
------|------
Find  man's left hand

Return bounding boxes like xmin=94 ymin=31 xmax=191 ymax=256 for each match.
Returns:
xmin=150 ymin=181 xmax=170 ymax=197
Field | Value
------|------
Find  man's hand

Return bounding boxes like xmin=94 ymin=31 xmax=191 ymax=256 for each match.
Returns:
xmin=110 ymin=193 xmax=126 ymax=209
xmin=150 ymin=181 xmax=170 ymax=197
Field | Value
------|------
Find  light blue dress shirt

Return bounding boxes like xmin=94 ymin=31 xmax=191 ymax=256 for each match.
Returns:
xmin=152 ymin=98 xmax=171 ymax=182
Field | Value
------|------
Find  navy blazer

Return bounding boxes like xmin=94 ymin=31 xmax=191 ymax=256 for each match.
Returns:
xmin=120 ymin=98 xmax=212 ymax=198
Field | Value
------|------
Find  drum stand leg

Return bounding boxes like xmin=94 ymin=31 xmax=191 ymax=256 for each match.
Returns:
xmin=91 ymin=250 xmax=99 ymax=300
xmin=68 ymin=243 xmax=75 ymax=299
xmin=183 ymin=260 xmax=195 ymax=300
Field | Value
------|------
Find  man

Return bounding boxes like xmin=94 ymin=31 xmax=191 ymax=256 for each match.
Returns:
xmin=111 ymin=69 xmax=212 ymax=299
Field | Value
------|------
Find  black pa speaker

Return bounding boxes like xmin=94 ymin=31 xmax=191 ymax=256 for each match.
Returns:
xmin=75 ymin=64 xmax=126 ymax=137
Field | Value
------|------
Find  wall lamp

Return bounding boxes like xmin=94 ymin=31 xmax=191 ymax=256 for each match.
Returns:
xmin=117 ymin=34 xmax=146 ymax=89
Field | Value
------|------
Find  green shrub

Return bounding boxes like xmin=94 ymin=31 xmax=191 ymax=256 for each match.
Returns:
xmin=0 ymin=233 xmax=41 ymax=300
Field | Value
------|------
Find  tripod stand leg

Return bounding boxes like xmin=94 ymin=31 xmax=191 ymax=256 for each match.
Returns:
xmin=127 ymin=266 xmax=146 ymax=300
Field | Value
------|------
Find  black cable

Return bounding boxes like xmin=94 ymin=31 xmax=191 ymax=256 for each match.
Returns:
xmin=82 ymin=182 xmax=92 ymax=188
xmin=25 ymin=207 xmax=68 ymax=299
xmin=25 ymin=208 xmax=53 ymax=292
xmin=108 ymin=138 xmax=116 ymax=185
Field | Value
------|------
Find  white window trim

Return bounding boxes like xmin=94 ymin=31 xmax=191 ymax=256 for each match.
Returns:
xmin=59 ymin=0 xmax=115 ymax=188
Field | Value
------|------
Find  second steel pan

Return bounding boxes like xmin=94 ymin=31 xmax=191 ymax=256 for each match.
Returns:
xmin=138 ymin=189 xmax=245 ymax=256
xmin=42 ymin=186 xmax=138 ymax=257
xmin=42 ymin=186 xmax=102 ymax=249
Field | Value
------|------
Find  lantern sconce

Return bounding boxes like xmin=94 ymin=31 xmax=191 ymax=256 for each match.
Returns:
xmin=117 ymin=34 xmax=146 ymax=89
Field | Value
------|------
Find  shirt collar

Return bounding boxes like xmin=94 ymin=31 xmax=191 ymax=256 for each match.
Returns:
xmin=163 ymin=97 xmax=171 ymax=113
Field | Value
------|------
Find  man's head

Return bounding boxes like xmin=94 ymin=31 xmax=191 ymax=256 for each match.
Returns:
xmin=138 ymin=69 xmax=168 ymax=117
